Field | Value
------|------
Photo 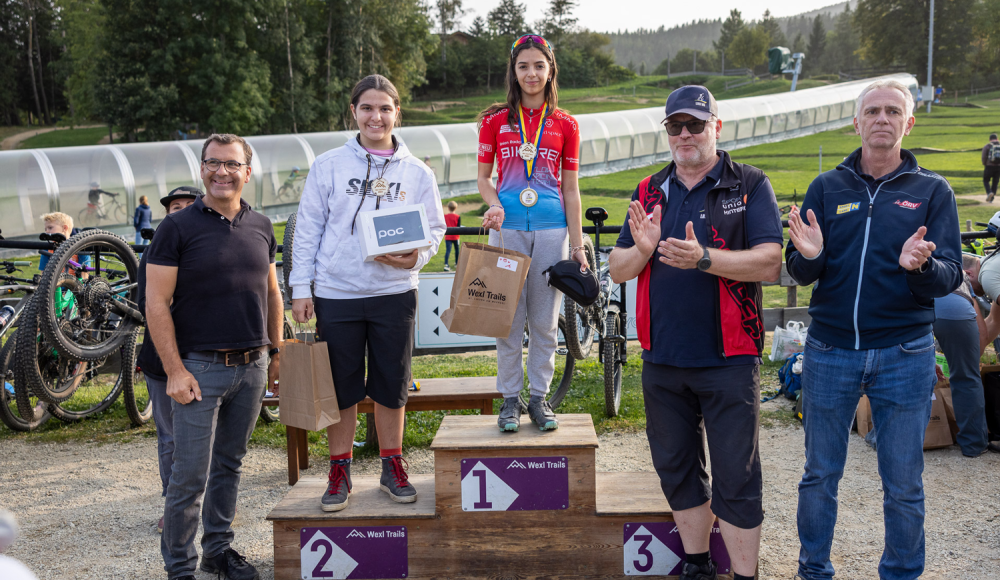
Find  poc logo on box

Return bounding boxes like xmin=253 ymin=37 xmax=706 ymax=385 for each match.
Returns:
xmin=379 ymin=227 xmax=406 ymax=239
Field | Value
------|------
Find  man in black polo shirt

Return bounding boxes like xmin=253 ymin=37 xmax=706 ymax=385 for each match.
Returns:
xmin=609 ymin=86 xmax=783 ymax=580
xmin=146 ymin=134 xmax=282 ymax=580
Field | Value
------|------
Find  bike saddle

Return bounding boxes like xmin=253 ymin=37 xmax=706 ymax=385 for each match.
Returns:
xmin=39 ymin=233 xmax=67 ymax=243
xmin=585 ymin=207 xmax=608 ymax=226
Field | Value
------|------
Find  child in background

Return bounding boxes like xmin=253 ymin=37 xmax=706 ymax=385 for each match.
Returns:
xmin=443 ymin=201 xmax=461 ymax=271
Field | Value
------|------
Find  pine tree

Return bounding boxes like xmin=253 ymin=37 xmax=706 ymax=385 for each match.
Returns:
xmin=540 ymin=0 xmax=577 ymax=46
xmin=713 ymin=9 xmax=745 ymax=54
xmin=488 ymin=0 xmax=527 ymax=38
xmin=759 ymin=9 xmax=787 ymax=48
xmin=807 ymin=15 xmax=826 ymax=73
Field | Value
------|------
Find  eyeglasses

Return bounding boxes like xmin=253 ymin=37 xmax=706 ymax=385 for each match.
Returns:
xmin=663 ymin=119 xmax=712 ymax=136
xmin=202 ymin=159 xmax=248 ymax=172
xmin=511 ymin=34 xmax=553 ymax=54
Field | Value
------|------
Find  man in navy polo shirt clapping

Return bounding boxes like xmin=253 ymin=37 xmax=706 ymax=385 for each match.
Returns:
xmin=609 ymin=86 xmax=783 ymax=580
xmin=146 ymin=134 xmax=284 ymax=580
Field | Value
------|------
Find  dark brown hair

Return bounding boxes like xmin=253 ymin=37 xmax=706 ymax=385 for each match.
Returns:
xmin=350 ymin=74 xmax=403 ymax=128
xmin=201 ymin=133 xmax=252 ymax=166
xmin=477 ymin=39 xmax=560 ymax=129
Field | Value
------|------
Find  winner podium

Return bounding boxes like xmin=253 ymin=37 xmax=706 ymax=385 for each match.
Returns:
xmin=267 ymin=414 xmax=733 ymax=579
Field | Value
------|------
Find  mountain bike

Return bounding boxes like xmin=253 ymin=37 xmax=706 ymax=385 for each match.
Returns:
xmin=0 ymin=260 xmax=51 ymax=431
xmin=276 ymin=174 xmax=305 ymax=203
xmin=78 ymin=190 xmax=127 ymax=227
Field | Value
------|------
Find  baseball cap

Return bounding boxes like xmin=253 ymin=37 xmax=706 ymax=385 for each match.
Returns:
xmin=664 ymin=85 xmax=718 ymax=121
xmin=160 ymin=186 xmax=203 ymax=209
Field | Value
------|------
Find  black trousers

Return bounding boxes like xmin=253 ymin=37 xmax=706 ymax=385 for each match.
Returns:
xmin=984 ymin=165 xmax=1000 ymax=195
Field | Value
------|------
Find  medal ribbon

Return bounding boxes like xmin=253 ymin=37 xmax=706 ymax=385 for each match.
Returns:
xmin=517 ymin=102 xmax=549 ymax=181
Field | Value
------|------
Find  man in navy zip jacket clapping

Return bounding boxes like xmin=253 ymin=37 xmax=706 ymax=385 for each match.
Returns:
xmin=786 ymin=79 xmax=962 ymax=580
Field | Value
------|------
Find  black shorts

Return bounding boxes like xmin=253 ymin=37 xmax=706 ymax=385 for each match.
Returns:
xmin=641 ymin=361 xmax=763 ymax=529
xmin=313 ymin=290 xmax=416 ymax=410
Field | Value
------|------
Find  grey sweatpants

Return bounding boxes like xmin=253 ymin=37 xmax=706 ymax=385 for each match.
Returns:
xmin=490 ymin=227 xmax=567 ymax=398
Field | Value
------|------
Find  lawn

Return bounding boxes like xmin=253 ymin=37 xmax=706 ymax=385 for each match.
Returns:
xmin=17 ymin=126 xmax=112 ymax=149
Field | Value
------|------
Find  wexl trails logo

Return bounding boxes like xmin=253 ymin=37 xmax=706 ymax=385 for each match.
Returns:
xmin=467 ymin=278 xmax=506 ymax=303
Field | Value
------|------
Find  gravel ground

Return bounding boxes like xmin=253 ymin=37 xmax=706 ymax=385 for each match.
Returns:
xmin=1 ymin=408 xmax=998 ymax=579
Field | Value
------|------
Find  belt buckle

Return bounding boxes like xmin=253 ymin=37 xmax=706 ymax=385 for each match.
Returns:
xmin=225 ymin=351 xmax=249 ymax=367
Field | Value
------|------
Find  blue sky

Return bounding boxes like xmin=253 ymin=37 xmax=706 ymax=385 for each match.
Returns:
xmin=457 ymin=0 xmax=847 ymax=34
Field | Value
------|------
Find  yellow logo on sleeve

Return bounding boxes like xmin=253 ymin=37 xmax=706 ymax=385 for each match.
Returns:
xmin=836 ymin=202 xmax=860 ymax=215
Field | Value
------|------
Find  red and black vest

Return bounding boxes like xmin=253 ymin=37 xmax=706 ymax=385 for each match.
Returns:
xmin=635 ymin=152 xmax=767 ymax=358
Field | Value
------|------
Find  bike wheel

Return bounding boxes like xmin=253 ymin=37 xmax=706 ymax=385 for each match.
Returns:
xmin=77 ymin=208 xmax=97 ymax=228
xmin=123 ymin=329 xmax=151 ymax=426
xmin=562 ymin=238 xmax=597 ymax=361
xmin=602 ymin=306 xmax=623 ymax=418
xmin=49 ymin=328 xmax=134 ymax=422
xmin=258 ymin=316 xmax=294 ymax=424
xmin=547 ymin=315 xmax=576 ymax=409
xmin=15 ymin=291 xmax=89 ymax=405
xmin=282 ymin=212 xmax=297 ymax=299
xmin=113 ymin=203 xmax=127 ymax=224
xmin=36 ymin=229 xmax=141 ymax=361
xmin=0 ymin=334 xmax=51 ymax=432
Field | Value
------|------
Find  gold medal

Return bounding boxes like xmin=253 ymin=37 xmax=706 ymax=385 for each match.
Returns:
xmin=518 ymin=143 xmax=537 ymax=161
xmin=372 ymin=178 xmax=390 ymax=197
xmin=519 ymin=187 xmax=538 ymax=207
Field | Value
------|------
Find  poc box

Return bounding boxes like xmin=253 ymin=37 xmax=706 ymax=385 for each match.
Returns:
xmin=358 ymin=203 xmax=434 ymax=262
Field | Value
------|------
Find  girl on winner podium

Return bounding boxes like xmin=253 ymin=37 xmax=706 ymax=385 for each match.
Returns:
xmin=288 ymin=74 xmax=446 ymax=512
xmin=477 ymin=34 xmax=587 ymax=433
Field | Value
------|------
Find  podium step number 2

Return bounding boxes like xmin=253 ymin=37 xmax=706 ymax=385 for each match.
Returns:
xmin=623 ymin=521 xmax=731 ymax=576
xmin=301 ymin=526 xmax=408 ymax=580
xmin=460 ymin=456 xmax=569 ymax=511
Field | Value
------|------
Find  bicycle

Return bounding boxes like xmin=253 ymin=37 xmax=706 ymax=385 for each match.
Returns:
xmin=276 ymin=171 xmax=304 ymax=203
xmin=78 ymin=190 xmax=127 ymax=227
xmin=0 ymin=260 xmax=52 ymax=431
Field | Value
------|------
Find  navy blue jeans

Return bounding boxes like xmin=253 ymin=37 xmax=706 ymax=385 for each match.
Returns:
xmin=444 ymin=240 xmax=459 ymax=266
xmin=161 ymin=354 xmax=266 ymax=579
xmin=797 ymin=332 xmax=935 ymax=580
xmin=146 ymin=374 xmax=174 ymax=497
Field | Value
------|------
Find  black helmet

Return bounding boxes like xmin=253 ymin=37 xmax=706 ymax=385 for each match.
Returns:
xmin=543 ymin=260 xmax=599 ymax=306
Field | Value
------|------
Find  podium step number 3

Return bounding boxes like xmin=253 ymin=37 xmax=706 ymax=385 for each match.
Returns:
xmin=623 ymin=521 xmax=731 ymax=576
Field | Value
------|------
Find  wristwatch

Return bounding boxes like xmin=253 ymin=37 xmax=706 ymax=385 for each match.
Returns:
xmin=696 ymin=246 xmax=712 ymax=271
xmin=268 ymin=347 xmax=281 ymax=357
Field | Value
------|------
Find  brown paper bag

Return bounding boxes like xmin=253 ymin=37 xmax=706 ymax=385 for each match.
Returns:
xmin=935 ymin=380 xmax=959 ymax=441
xmin=856 ymin=395 xmax=873 ymax=438
xmin=924 ymin=385 xmax=954 ymax=449
xmin=279 ymin=338 xmax=341 ymax=431
xmin=440 ymin=241 xmax=531 ymax=338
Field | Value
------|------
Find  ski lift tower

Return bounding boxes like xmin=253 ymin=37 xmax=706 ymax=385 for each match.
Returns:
xmin=768 ymin=47 xmax=805 ymax=91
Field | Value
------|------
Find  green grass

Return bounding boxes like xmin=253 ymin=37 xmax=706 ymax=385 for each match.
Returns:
xmin=17 ymin=126 xmax=111 ymax=149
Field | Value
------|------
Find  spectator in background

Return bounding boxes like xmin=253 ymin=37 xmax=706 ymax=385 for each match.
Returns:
xmin=982 ymin=133 xmax=1000 ymax=202
xmin=134 ymin=195 xmax=153 ymax=244
xmin=38 ymin=213 xmax=89 ymax=274
xmin=787 ymin=79 xmax=962 ymax=580
xmin=443 ymin=201 xmax=461 ymax=271
xmin=932 ymin=254 xmax=991 ymax=456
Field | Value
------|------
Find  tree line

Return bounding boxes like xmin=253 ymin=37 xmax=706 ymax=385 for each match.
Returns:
xmin=0 ymin=0 xmax=633 ymax=139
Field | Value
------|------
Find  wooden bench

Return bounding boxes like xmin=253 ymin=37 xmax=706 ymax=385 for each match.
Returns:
xmin=262 ymin=376 xmax=501 ymax=485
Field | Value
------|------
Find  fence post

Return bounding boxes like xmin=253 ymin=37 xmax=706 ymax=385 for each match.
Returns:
xmin=787 ymin=286 xmax=797 ymax=307
xmin=967 ymin=219 xmax=972 ymax=232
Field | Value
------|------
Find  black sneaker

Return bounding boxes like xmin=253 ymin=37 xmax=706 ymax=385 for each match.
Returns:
xmin=200 ymin=547 xmax=259 ymax=580
xmin=498 ymin=396 xmax=521 ymax=432
xmin=321 ymin=460 xmax=352 ymax=512
xmin=527 ymin=395 xmax=558 ymax=431
xmin=679 ymin=559 xmax=717 ymax=580
xmin=988 ymin=192 xmax=996 ymax=203
xmin=380 ymin=456 xmax=417 ymax=503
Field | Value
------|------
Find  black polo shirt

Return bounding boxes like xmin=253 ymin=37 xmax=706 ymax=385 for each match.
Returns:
xmin=145 ymin=196 xmax=277 ymax=353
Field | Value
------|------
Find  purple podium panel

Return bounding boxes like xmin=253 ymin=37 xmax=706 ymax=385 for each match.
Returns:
xmin=623 ymin=521 xmax=731 ymax=576
xmin=459 ymin=456 xmax=569 ymax=511
xmin=300 ymin=526 xmax=408 ymax=579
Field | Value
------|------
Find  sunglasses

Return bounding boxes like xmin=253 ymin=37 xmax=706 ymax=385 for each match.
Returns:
xmin=663 ymin=119 xmax=713 ymax=136
xmin=511 ymin=34 xmax=553 ymax=54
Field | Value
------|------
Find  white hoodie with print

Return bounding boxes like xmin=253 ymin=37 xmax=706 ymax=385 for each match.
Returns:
xmin=290 ymin=136 xmax=446 ymax=300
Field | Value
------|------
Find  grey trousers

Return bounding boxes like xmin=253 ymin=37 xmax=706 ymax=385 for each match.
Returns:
xmin=490 ymin=227 xmax=568 ymax=398
xmin=147 ymin=375 xmax=174 ymax=497
xmin=933 ymin=317 xmax=989 ymax=456
xmin=161 ymin=354 xmax=266 ymax=579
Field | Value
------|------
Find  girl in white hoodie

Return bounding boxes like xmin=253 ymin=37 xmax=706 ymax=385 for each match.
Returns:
xmin=290 ymin=74 xmax=446 ymax=512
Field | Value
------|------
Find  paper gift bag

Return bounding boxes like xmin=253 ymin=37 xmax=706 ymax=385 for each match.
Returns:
xmin=441 ymin=242 xmax=531 ymax=338
xmin=279 ymin=338 xmax=341 ymax=431
xmin=935 ymin=379 xmax=959 ymax=441
xmin=924 ymin=384 xmax=954 ymax=450
xmin=856 ymin=395 xmax=873 ymax=438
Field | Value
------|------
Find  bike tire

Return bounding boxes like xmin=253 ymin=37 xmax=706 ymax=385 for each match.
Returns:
xmin=15 ymin=291 xmax=88 ymax=405
xmin=36 ymin=229 xmax=141 ymax=361
xmin=547 ymin=316 xmax=576 ymax=410
xmin=258 ymin=316 xmax=295 ymax=424
xmin=603 ymin=306 xmax=623 ymax=418
xmin=0 ymin=334 xmax=51 ymax=432
xmin=77 ymin=208 xmax=97 ymax=228
xmin=113 ymin=204 xmax=127 ymax=224
xmin=123 ymin=329 xmax=151 ymax=426
xmin=562 ymin=237 xmax=597 ymax=361
xmin=49 ymin=329 xmax=134 ymax=423
xmin=282 ymin=212 xmax=297 ymax=300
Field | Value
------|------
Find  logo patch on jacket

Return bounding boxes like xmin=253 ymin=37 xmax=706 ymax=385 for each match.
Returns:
xmin=721 ymin=196 xmax=745 ymax=215
xmin=836 ymin=202 xmax=860 ymax=215
xmin=894 ymin=199 xmax=922 ymax=210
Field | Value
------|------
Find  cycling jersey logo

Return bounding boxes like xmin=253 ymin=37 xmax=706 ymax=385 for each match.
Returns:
xmin=545 ymin=119 xmax=554 ymax=128
xmin=837 ymin=202 xmax=860 ymax=215
xmin=479 ymin=143 xmax=493 ymax=153
xmin=721 ymin=196 xmax=745 ymax=216
xmin=499 ymin=124 xmax=518 ymax=134
xmin=894 ymin=199 xmax=922 ymax=210
xmin=469 ymin=278 xmax=487 ymax=288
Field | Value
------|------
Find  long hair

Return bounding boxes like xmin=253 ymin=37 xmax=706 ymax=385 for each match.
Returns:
xmin=350 ymin=74 xmax=403 ymax=128
xmin=477 ymin=38 xmax=559 ymax=129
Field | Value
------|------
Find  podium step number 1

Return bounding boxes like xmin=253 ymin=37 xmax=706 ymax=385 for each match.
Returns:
xmin=460 ymin=456 xmax=569 ymax=511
